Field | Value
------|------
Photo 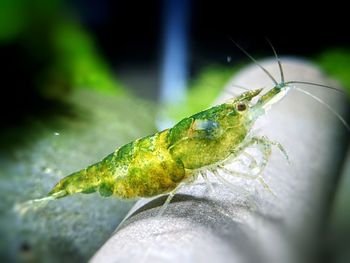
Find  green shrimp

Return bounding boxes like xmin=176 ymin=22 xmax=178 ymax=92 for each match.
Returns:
xmin=46 ymin=83 xmax=291 ymax=206
xmin=21 ymin=42 xmax=348 ymax=214
xmin=48 ymin=87 xmax=270 ymax=200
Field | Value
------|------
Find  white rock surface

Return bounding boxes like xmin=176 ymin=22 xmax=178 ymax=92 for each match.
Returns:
xmin=91 ymin=58 xmax=349 ymax=263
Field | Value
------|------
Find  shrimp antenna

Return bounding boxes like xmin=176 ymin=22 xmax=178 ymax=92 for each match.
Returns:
xmin=286 ymin=80 xmax=344 ymax=93
xmin=265 ymin=38 xmax=285 ymax=84
xmin=264 ymin=38 xmax=343 ymax=94
xmin=231 ymin=84 xmax=251 ymax=91
xmin=229 ymin=38 xmax=279 ymax=86
xmin=295 ymin=87 xmax=350 ymax=131
xmin=267 ymin=39 xmax=344 ymax=94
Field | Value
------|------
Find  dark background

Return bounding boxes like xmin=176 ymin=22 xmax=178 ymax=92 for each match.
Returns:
xmin=1 ymin=0 xmax=349 ymax=123
xmin=78 ymin=0 xmax=349 ymax=67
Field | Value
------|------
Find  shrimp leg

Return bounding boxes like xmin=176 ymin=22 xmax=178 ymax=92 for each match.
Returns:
xmin=157 ymin=174 xmax=197 ymax=216
xmin=219 ymin=164 xmax=277 ymax=197
xmin=157 ymin=187 xmax=180 ymax=216
xmin=201 ymin=172 xmax=215 ymax=194
xmin=230 ymin=136 xmax=289 ymax=173
xmin=211 ymin=169 xmax=250 ymax=197
xmin=219 ymin=136 xmax=288 ymax=196
xmin=242 ymin=151 xmax=259 ymax=170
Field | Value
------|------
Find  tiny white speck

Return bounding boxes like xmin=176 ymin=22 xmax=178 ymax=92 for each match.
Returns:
xmin=227 ymin=56 xmax=232 ymax=63
xmin=54 ymin=132 xmax=60 ymax=136
xmin=43 ymin=167 xmax=52 ymax=174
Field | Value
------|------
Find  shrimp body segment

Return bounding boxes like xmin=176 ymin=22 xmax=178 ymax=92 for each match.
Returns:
xmin=48 ymin=87 xmax=283 ymax=200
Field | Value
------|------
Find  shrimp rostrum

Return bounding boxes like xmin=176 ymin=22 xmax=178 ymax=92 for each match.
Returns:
xmin=40 ymin=43 xmax=348 ymax=212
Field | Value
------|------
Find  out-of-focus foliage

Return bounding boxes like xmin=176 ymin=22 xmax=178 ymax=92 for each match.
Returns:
xmin=0 ymin=0 xmax=126 ymax=100
xmin=317 ymin=48 xmax=350 ymax=94
xmin=42 ymin=22 xmax=126 ymax=98
xmin=166 ymin=65 xmax=240 ymax=122
xmin=0 ymin=0 xmax=61 ymax=42
xmin=0 ymin=0 xmax=25 ymax=42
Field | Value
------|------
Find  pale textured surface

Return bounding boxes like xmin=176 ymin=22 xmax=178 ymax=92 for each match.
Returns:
xmin=91 ymin=58 xmax=349 ymax=263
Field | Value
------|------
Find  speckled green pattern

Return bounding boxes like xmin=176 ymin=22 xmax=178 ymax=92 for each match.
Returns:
xmin=112 ymin=130 xmax=186 ymax=198
xmin=168 ymin=104 xmax=246 ymax=169
xmin=49 ymin=130 xmax=187 ymax=199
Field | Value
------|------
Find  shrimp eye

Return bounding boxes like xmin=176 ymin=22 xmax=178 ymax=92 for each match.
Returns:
xmin=236 ymin=103 xmax=247 ymax=111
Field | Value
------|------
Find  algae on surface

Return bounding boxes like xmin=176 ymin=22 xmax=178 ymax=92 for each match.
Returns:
xmin=0 ymin=90 xmax=157 ymax=263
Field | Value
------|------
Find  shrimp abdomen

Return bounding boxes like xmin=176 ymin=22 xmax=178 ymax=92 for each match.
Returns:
xmin=48 ymin=130 xmax=187 ymax=199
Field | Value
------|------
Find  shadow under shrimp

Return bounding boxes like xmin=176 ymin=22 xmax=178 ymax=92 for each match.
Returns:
xmin=117 ymin=180 xmax=285 ymax=231
xmin=116 ymin=194 xmax=205 ymax=231
xmin=115 ymin=187 xmax=287 ymax=263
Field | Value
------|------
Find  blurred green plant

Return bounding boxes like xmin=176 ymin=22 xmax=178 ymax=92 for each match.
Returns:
xmin=0 ymin=0 xmax=126 ymax=100
xmin=41 ymin=22 xmax=126 ymax=98
xmin=317 ymin=48 xmax=350 ymax=94
xmin=0 ymin=0 xmax=60 ymax=42
xmin=0 ymin=0 xmax=25 ymax=42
